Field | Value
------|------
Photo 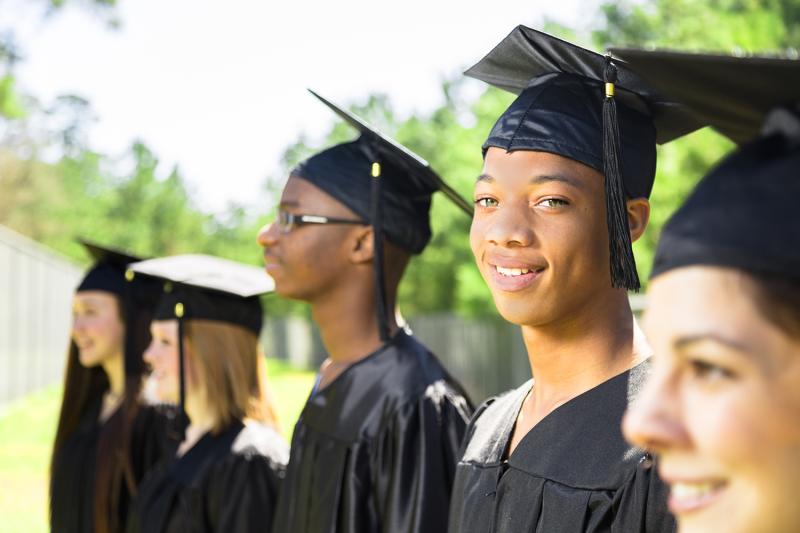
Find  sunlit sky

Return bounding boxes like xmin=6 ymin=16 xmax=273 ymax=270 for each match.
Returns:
xmin=7 ymin=0 xmax=601 ymax=213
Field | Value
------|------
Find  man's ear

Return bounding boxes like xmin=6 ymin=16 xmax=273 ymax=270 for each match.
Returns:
xmin=348 ymin=225 xmax=375 ymax=264
xmin=627 ymin=198 xmax=650 ymax=243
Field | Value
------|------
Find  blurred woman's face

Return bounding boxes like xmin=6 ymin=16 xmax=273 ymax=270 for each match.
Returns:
xmin=71 ymin=291 xmax=124 ymax=368
xmin=623 ymin=266 xmax=800 ymax=533
xmin=143 ymin=320 xmax=183 ymax=404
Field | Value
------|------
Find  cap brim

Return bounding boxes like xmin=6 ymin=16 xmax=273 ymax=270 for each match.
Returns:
xmin=130 ymin=254 xmax=274 ymax=297
xmin=79 ymin=239 xmax=142 ymax=266
xmin=465 ymin=25 xmax=704 ymax=144
xmin=608 ymin=47 xmax=800 ymax=144
xmin=308 ymin=89 xmax=473 ymax=215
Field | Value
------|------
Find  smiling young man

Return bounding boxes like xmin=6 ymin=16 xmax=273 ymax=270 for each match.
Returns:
xmin=446 ymin=27 xmax=702 ymax=533
xmin=259 ymin=92 xmax=473 ymax=533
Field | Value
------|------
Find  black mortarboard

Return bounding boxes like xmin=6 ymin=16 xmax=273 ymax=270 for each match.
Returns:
xmin=465 ymin=26 xmax=704 ymax=290
xmin=130 ymin=254 xmax=274 ymax=431
xmin=76 ymin=240 xmax=139 ymax=297
xmin=605 ymin=50 xmax=800 ymax=280
xmin=293 ymin=90 xmax=472 ymax=340
xmin=76 ymin=240 xmax=162 ymax=380
xmin=608 ymin=48 xmax=800 ymax=145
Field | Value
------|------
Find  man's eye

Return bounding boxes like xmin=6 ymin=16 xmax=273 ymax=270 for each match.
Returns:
xmin=538 ymin=198 xmax=569 ymax=208
xmin=475 ymin=197 xmax=498 ymax=208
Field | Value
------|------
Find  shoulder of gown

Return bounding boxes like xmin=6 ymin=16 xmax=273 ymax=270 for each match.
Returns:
xmin=301 ymin=331 xmax=474 ymax=443
xmin=200 ymin=422 xmax=289 ymax=532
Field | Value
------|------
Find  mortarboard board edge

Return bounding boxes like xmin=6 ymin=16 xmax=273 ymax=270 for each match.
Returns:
xmin=307 ymin=89 xmax=473 ymax=215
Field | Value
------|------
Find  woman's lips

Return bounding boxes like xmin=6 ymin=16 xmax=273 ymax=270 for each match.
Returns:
xmin=488 ymin=263 xmax=545 ymax=292
xmin=666 ymin=479 xmax=728 ymax=515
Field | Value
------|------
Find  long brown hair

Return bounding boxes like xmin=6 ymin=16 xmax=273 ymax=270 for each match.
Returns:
xmin=50 ymin=298 xmax=149 ymax=533
xmin=184 ymin=320 xmax=279 ymax=433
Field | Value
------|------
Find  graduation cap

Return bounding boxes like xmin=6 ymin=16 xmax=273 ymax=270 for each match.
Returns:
xmin=76 ymin=240 xmax=162 ymax=381
xmin=293 ymin=90 xmax=472 ymax=340
xmin=608 ymin=48 xmax=800 ymax=145
xmin=465 ymin=26 xmax=704 ymax=291
xmin=603 ymin=50 xmax=800 ymax=280
xmin=130 ymin=254 xmax=274 ymax=433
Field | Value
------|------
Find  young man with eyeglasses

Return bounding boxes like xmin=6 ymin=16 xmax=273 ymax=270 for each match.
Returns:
xmin=258 ymin=92 xmax=473 ymax=533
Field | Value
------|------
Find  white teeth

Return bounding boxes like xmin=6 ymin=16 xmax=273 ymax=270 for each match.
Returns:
xmin=671 ymin=482 xmax=719 ymax=500
xmin=495 ymin=266 xmax=532 ymax=277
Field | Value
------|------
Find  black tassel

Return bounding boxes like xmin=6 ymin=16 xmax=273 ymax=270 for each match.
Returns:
xmin=602 ymin=56 xmax=640 ymax=292
xmin=369 ymin=157 xmax=390 ymax=342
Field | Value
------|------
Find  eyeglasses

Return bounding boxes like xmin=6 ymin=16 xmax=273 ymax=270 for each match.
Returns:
xmin=276 ymin=209 xmax=366 ymax=234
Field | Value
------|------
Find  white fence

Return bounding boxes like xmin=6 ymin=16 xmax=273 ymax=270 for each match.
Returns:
xmin=0 ymin=226 xmax=82 ymax=409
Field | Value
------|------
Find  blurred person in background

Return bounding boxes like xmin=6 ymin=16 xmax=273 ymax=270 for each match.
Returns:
xmin=50 ymin=242 xmax=174 ymax=533
xmin=125 ymin=254 xmax=287 ymax=533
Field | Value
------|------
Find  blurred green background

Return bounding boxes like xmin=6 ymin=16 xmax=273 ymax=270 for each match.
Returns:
xmin=2 ymin=0 xmax=799 ymax=531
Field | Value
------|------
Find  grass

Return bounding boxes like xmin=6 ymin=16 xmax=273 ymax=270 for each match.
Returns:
xmin=0 ymin=358 xmax=315 ymax=533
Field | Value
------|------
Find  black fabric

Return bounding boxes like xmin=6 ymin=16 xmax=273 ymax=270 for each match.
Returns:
xmin=652 ymin=130 xmax=800 ymax=280
xmin=448 ymin=361 xmax=675 ymax=533
xmin=602 ymin=49 xmax=800 ymax=280
xmin=467 ymin=26 xmax=703 ymax=199
xmin=293 ymin=91 xmax=472 ymax=255
xmin=131 ymin=254 xmax=271 ymax=334
xmin=608 ymin=48 xmax=800 ymax=144
xmin=293 ymin=137 xmax=435 ymax=255
xmin=271 ymin=331 xmax=473 ymax=533
xmin=127 ymin=421 xmax=288 ymax=533
xmin=483 ymin=71 xmax=658 ymax=199
xmin=76 ymin=241 xmax=140 ymax=297
xmin=50 ymin=403 xmax=176 ymax=533
xmin=153 ymin=284 xmax=263 ymax=335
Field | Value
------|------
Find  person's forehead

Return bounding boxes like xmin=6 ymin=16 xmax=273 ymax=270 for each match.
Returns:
xmin=74 ymin=290 xmax=117 ymax=306
xmin=480 ymin=148 xmax=603 ymax=190
xmin=282 ymin=175 xmax=359 ymax=216
xmin=645 ymin=267 xmax=775 ymax=344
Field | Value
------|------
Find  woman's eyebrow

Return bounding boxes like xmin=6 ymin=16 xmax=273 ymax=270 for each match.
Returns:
xmin=674 ymin=333 xmax=754 ymax=356
xmin=476 ymin=173 xmax=494 ymax=183
xmin=530 ymin=174 xmax=584 ymax=190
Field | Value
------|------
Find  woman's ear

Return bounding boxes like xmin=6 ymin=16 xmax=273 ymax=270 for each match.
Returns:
xmin=627 ymin=198 xmax=651 ymax=243
xmin=348 ymin=225 xmax=375 ymax=265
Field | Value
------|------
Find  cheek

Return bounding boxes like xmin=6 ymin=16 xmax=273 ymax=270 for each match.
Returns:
xmin=469 ymin=218 xmax=486 ymax=262
xmin=684 ymin=382 xmax=797 ymax=472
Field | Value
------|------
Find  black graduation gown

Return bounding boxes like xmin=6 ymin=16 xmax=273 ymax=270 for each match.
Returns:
xmin=447 ymin=362 xmax=675 ymax=533
xmin=271 ymin=331 xmax=474 ymax=533
xmin=50 ymin=401 xmax=174 ymax=533
xmin=127 ymin=420 xmax=288 ymax=533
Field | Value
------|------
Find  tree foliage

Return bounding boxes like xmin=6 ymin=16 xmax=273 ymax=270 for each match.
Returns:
xmin=2 ymin=0 xmax=797 ymax=317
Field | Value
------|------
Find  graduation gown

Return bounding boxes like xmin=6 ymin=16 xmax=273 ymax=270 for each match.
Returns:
xmin=127 ymin=420 xmax=288 ymax=533
xmin=447 ymin=362 xmax=675 ymax=533
xmin=271 ymin=331 xmax=473 ymax=533
xmin=50 ymin=401 xmax=174 ymax=533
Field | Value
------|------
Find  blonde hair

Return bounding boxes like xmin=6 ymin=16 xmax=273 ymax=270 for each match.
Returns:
xmin=184 ymin=320 xmax=279 ymax=433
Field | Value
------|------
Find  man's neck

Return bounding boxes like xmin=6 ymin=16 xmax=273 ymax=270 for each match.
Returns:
xmin=520 ymin=289 xmax=650 ymax=406
xmin=310 ymin=281 xmax=398 ymax=364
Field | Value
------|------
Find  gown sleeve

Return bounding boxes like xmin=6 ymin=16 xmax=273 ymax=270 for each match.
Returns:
xmin=200 ymin=445 xmax=286 ymax=532
xmin=371 ymin=382 xmax=472 ymax=533
xmin=611 ymin=458 xmax=676 ymax=533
